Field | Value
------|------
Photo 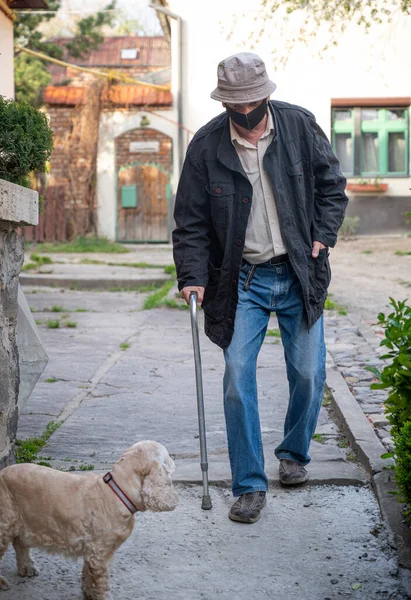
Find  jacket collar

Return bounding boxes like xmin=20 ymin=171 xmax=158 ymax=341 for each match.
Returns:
xmin=217 ymin=118 xmax=247 ymax=177
xmin=216 ymin=103 xmax=278 ymax=175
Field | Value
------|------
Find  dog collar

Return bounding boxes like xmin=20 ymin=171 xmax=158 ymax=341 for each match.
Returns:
xmin=103 ymin=472 xmax=139 ymax=514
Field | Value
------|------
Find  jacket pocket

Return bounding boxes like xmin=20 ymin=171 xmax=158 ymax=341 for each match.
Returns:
xmin=308 ymin=249 xmax=331 ymax=305
xmin=286 ymin=158 xmax=310 ymax=176
xmin=206 ymin=182 xmax=235 ymax=231
xmin=202 ymin=263 xmax=225 ymax=322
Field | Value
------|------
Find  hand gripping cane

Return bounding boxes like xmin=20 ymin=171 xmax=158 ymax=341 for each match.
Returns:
xmin=189 ymin=292 xmax=212 ymax=510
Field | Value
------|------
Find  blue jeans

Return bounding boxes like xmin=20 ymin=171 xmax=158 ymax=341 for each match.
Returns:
xmin=223 ymin=260 xmax=326 ymax=497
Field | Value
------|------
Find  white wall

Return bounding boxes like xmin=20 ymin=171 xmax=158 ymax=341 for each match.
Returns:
xmin=0 ymin=11 xmax=14 ymax=99
xmin=96 ymin=108 xmax=178 ymax=240
xmin=167 ymin=0 xmax=411 ymax=197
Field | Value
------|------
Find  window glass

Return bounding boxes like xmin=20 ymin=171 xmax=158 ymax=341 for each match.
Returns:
xmin=334 ymin=110 xmax=352 ymax=122
xmin=361 ymin=132 xmax=379 ymax=172
xmin=335 ymin=133 xmax=353 ymax=173
xmin=388 ymin=132 xmax=406 ymax=172
xmin=361 ymin=109 xmax=379 ymax=121
xmin=387 ymin=109 xmax=405 ymax=121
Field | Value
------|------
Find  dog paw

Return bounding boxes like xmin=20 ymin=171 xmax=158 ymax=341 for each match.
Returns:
xmin=18 ymin=564 xmax=39 ymax=578
xmin=0 ymin=576 xmax=11 ymax=590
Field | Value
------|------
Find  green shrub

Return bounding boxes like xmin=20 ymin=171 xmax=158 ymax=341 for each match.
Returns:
xmin=393 ymin=421 xmax=411 ymax=521
xmin=0 ymin=97 xmax=53 ymax=188
xmin=367 ymin=298 xmax=411 ymax=522
xmin=367 ymin=298 xmax=411 ymax=434
xmin=339 ymin=216 xmax=360 ymax=238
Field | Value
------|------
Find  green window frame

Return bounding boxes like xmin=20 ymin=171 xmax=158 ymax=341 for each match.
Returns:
xmin=332 ymin=107 xmax=409 ymax=178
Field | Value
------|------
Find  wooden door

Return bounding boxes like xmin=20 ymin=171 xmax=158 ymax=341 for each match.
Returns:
xmin=117 ymin=163 xmax=170 ymax=242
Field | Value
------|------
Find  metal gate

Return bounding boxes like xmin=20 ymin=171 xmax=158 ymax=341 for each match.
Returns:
xmin=117 ymin=161 xmax=171 ymax=242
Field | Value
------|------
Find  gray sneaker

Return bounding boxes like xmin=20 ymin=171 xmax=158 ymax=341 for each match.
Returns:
xmin=228 ymin=491 xmax=267 ymax=524
xmin=279 ymin=459 xmax=309 ymax=485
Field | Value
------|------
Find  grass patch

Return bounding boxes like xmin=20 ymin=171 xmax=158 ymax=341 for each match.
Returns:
xmin=21 ymin=262 xmax=38 ymax=272
xmin=346 ymin=450 xmax=357 ymax=462
xmin=312 ymin=433 xmax=327 ymax=444
xmin=45 ymin=376 xmax=58 ymax=383
xmin=266 ymin=328 xmax=281 ymax=337
xmin=16 ymin=421 xmax=62 ymax=464
xmin=78 ymin=464 xmax=94 ymax=471
xmin=395 ymin=251 xmax=411 ymax=256
xmin=338 ymin=438 xmax=350 ymax=448
xmin=65 ymin=321 xmax=77 ymax=328
xmin=361 ymin=250 xmax=373 ymax=254
xmin=31 ymin=253 xmax=53 ymax=265
xmin=22 ymin=253 xmax=54 ymax=272
xmin=80 ymin=258 xmax=170 ymax=269
xmin=47 ymin=319 xmax=60 ymax=329
xmin=120 ymin=342 xmax=130 ymax=350
xmin=51 ymin=305 xmax=65 ymax=312
xmin=324 ymin=295 xmax=347 ymax=315
xmin=164 ymin=264 xmax=176 ymax=276
xmin=143 ymin=280 xmax=175 ymax=310
xmin=322 ymin=386 xmax=332 ymax=407
xmin=35 ymin=319 xmax=43 ymax=325
xmin=108 ymin=283 xmax=161 ymax=293
xmin=75 ymin=308 xmax=89 ymax=312
xmin=163 ymin=298 xmax=189 ymax=310
xmin=36 ymin=236 xmax=129 ymax=254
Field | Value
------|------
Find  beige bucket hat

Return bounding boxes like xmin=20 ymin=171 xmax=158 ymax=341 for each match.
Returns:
xmin=210 ymin=52 xmax=276 ymax=103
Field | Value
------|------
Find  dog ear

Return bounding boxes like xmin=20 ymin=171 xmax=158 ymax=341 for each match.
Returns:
xmin=141 ymin=460 xmax=178 ymax=512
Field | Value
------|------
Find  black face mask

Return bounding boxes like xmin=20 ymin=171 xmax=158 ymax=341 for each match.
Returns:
xmin=226 ymin=99 xmax=268 ymax=131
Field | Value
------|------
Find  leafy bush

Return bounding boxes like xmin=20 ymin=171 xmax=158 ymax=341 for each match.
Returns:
xmin=393 ymin=421 xmax=411 ymax=521
xmin=367 ymin=298 xmax=411 ymax=520
xmin=367 ymin=298 xmax=411 ymax=434
xmin=0 ymin=96 xmax=53 ymax=188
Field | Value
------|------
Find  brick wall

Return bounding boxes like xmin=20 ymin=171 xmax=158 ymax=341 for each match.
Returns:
xmin=46 ymin=107 xmax=173 ymax=238
xmin=115 ymin=127 xmax=172 ymax=173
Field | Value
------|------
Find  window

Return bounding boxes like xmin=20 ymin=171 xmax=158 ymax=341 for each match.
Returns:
xmin=331 ymin=106 xmax=409 ymax=177
xmin=121 ymin=48 xmax=139 ymax=59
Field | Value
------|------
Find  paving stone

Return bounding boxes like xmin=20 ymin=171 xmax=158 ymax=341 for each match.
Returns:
xmin=368 ymin=414 xmax=390 ymax=427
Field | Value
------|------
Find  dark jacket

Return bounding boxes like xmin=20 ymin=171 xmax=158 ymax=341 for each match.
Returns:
xmin=173 ymin=100 xmax=348 ymax=350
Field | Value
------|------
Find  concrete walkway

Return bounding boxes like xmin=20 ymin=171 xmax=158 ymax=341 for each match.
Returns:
xmin=4 ymin=243 xmax=409 ymax=599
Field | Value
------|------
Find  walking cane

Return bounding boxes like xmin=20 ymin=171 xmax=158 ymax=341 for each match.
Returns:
xmin=189 ymin=292 xmax=212 ymax=510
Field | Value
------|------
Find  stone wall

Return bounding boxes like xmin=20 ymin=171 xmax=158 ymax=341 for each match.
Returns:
xmin=0 ymin=221 xmax=24 ymax=468
xmin=0 ymin=180 xmax=40 ymax=468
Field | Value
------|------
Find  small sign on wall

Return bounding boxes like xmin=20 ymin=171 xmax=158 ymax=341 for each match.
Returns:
xmin=129 ymin=141 xmax=160 ymax=153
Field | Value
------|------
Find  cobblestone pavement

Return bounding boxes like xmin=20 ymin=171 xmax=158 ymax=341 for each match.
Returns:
xmin=324 ymin=314 xmax=392 ymax=452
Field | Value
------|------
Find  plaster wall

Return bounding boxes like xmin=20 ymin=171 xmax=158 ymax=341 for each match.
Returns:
xmin=96 ymin=109 xmax=178 ymax=240
xmin=167 ymin=1 xmax=411 ymax=198
xmin=0 ymin=11 xmax=14 ymax=100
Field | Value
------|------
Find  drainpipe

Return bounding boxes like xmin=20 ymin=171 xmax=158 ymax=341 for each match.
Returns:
xmin=150 ymin=4 xmax=184 ymax=174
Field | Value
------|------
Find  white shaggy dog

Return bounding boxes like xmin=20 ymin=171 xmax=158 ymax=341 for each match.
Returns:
xmin=0 ymin=440 xmax=178 ymax=599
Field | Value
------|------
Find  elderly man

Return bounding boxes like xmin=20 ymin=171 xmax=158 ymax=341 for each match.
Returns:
xmin=173 ymin=53 xmax=348 ymax=524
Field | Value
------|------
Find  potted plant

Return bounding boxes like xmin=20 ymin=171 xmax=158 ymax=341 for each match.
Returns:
xmin=346 ymin=178 xmax=388 ymax=193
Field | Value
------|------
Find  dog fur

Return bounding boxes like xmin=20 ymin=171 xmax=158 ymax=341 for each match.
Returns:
xmin=0 ymin=440 xmax=178 ymax=599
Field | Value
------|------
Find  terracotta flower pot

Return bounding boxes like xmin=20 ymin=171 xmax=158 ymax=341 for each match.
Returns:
xmin=346 ymin=183 xmax=388 ymax=193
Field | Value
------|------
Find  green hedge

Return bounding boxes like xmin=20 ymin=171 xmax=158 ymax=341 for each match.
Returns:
xmin=0 ymin=96 xmax=53 ymax=189
xmin=394 ymin=421 xmax=411 ymax=521
xmin=368 ymin=298 xmax=411 ymax=520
